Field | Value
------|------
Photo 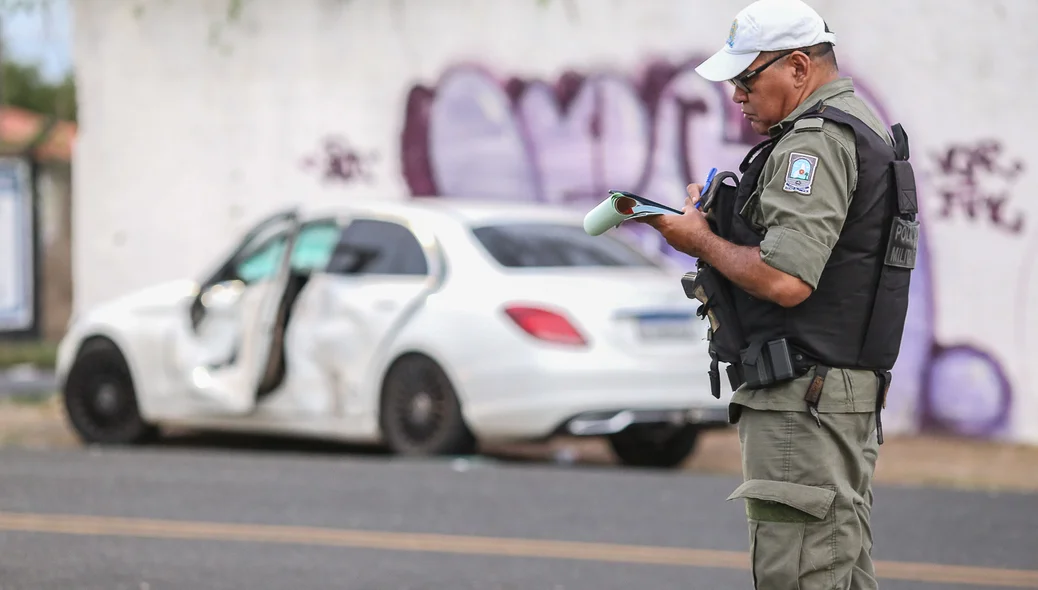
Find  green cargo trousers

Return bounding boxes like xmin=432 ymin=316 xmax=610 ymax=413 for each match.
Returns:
xmin=728 ymin=406 xmax=880 ymax=590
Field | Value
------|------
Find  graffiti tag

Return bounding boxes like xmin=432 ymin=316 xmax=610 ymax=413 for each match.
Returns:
xmin=301 ymin=136 xmax=379 ymax=184
xmin=931 ymin=140 xmax=1026 ymax=234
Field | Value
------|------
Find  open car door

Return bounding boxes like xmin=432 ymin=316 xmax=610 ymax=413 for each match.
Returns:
xmin=287 ymin=215 xmax=445 ymax=408
xmin=183 ymin=209 xmax=303 ymax=415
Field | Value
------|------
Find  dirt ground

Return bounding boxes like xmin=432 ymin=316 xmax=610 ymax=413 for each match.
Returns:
xmin=3 ymin=396 xmax=1037 ymax=493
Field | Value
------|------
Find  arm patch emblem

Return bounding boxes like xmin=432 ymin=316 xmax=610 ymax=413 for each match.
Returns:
xmin=783 ymin=152 xmax=819 ymax=195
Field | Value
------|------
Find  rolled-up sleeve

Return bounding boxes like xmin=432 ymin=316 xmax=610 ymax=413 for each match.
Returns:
xmin=757 ymin=125 xmax=857 ymax=289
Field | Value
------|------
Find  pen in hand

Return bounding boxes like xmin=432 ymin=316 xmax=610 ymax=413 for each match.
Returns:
xmin=695 ymin=167 xmax=718 ymax=210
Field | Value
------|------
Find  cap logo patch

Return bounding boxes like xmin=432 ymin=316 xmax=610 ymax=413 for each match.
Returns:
xmin=727 ymin=19 xmax=739 ymax=47
xmin=784 ymin=152 xmax=819 ymax=194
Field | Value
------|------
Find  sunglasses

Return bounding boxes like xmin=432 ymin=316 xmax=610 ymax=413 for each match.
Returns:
xmin=728 ymin=49 xmax=810 ymax=93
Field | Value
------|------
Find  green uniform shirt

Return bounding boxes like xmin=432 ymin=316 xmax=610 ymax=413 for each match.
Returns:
xmin=730 ymin=78 xmax=892 ymax=419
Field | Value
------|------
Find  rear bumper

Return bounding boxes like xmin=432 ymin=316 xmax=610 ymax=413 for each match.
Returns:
xmin=458 ymin=352 xmax=732 ymax=441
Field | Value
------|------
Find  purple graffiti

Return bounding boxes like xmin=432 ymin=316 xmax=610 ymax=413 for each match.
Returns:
xmin=302 ymin=135 xmax=379 ymax=184
xmin=922 ymin=345 xmax=1013 ymax=436
xmin=402 ymin=60 xmax=755 ymax=207
xmin=399 ymin=58 xmax=1014 ymax=438
xmin=930 ymin=140 xmax=1026 ymax=234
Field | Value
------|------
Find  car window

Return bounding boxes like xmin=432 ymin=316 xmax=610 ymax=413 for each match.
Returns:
xmin=471 ymin=222 xmax=660 ymax=268
xmin=290 ymin=222 xmax=340 ymax=271
xmin=326 ymin=218 xmax=429 ymax=276
xmin=235 ymin=235 xmax=288 ymax=283
xmin=235 ymin=221 xmax=342 ymax=283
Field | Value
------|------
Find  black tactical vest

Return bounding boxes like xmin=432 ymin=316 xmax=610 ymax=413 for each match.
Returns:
xmin=686 ymin=102 xmax=918 ymax=398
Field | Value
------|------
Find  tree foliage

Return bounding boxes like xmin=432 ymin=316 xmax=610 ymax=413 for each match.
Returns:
xmin=2 ymin=61 xmax=75 ymax=120
xmin=0 ymin=0 xmax=73 ymax=119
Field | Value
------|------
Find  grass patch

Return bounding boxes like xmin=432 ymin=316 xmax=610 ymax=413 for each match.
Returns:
xmin=0 ymin=341 xmax=58 ymax=369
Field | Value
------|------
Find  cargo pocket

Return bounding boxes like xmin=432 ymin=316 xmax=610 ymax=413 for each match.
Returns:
xmin=728 ymin=479 xmax=837 ymax=590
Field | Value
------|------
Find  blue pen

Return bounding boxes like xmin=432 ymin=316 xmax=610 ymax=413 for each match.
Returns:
xmin=695 ymin=167 xmax=718 ymax=209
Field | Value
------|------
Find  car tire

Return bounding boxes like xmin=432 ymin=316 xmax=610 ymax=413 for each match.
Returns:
xmin=607 ymin=423 xmax=700 ymax=469
xmin=62 ymin=338 xmax=158 ymax=445
xmin=379 ymin=354 xmax=476 ymax=457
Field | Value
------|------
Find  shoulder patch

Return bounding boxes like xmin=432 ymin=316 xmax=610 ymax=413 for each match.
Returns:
xmin=783 ymin=152 xmax=820 ymax=195
xmin=793 ymin=118 xmax=824 ymax=132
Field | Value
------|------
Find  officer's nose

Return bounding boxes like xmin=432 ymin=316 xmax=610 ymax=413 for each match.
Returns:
xmin=730 ymin=85 xmax=749 ymax=104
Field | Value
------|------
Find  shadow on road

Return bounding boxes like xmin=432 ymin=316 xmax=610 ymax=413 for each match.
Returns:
xmin=152 ymin=430 xmax=392 ymax=456
xmin=144 ymin=428 xmax=605 ymax=468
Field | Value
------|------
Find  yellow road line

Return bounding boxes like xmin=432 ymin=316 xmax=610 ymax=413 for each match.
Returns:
xmin=0 ymin=511 xmax=1035 ymax=588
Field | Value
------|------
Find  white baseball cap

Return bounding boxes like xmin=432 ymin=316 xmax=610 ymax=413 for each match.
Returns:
xmin=695 ymin=0 xmax=837 ymax=82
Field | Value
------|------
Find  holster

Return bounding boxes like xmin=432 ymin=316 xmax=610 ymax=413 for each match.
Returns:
xmin=682 ymin=266 xmax=746 ymax=398
xmin=739 ymin=337 xmax=802 ymax=389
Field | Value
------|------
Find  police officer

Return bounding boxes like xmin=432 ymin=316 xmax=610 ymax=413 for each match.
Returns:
xmin=638 ymin=0 xmax=918 ymax=588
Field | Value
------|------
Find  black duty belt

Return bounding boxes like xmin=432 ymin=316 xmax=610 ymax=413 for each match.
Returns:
xmin=736 ymin=337 xmax=889 ymax=445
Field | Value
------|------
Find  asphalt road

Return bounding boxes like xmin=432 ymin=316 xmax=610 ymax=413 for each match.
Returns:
xmin=0 ymin=442 xmax=1035 ymax=590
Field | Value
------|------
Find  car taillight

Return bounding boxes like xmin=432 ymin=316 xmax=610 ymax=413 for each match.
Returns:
xmin=503 ymin=305 xmax=587 ymax=346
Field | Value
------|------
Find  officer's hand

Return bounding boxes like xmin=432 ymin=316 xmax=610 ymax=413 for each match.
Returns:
xmin=684 ymin=183 xmax=703 ymax=211
xmin=635 ymin=204 xmax=713 ymax=258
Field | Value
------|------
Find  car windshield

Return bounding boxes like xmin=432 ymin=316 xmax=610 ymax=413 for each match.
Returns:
xmin=471 ymin=222 xmax=661 ymax=268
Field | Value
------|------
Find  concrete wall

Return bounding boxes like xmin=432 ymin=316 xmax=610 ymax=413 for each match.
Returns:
xmin=71 ymin=0 xmax=1038 ymax=443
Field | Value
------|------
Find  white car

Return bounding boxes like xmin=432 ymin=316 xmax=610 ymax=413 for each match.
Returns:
xmin=56 ymin=197 xmax=732 ymax=468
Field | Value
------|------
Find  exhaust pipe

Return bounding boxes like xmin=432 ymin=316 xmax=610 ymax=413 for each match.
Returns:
xmin=566 ymin=410 xmax=637 ymax=436
xmin=565 ymin=409 xmax=691 ymax=436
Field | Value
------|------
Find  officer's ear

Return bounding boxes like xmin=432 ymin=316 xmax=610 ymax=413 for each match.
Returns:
xmin=788 ymin=51 xmax=812 ymax=88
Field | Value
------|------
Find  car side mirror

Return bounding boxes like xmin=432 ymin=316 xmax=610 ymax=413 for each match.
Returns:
xmin=190 ymin=280 xmax=245 ymax=331
xmin=201 ymin=280 xmax=245 ymax=310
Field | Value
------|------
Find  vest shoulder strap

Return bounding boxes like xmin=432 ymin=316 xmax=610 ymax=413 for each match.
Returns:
xmin=811 ymin=105 xmax=902 ymax=156
xmin=810 ymin=105 xmax=862 ymax=129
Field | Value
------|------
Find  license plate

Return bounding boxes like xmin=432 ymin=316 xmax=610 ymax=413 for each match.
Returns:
xmin=636 ymin=314 xmax=695 ymax=340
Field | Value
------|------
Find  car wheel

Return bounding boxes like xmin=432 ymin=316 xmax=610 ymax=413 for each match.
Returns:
xmin=379 ymin=354 xmax=476 ymax=456
xmin=607 ymin=423 xmax=700 ymax=469
xmin=62 ymin=339 xmax=158 ymax=445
